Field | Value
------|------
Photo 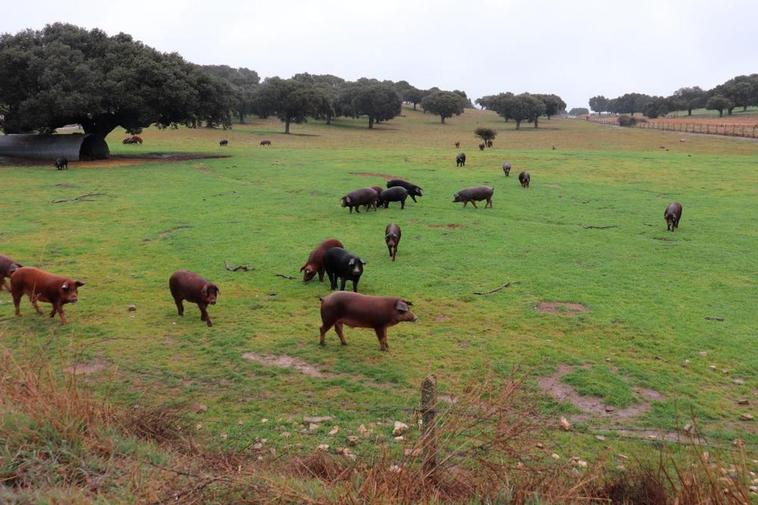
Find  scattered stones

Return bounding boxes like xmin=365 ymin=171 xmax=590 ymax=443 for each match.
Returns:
xmin=220 ymin=432 xmax=228 ymax=440
xmin=683 ymin=359 xmax=690 ymax=367
xmin=698 ymin=351 xmax=708 ymax=357
xmin=243 ymin=353 xmax=328 ymax=378
xmin=404 ymin=448 xmax=422 ymax=457
xmin=551 ymin=453 xmax=561 ymax=460
xmin=393 ymin=421 xmax=409 ymax=436
xmin=390 ymin=465 xmax=402 ymax=473
xmin=252 ymin=442 xmax=263 ymax=450
xmin=261 ymin=418 xmax=269 ymax=423
xmin=308 ymin=423 xmax=320 ymax=432
xmin=304 ymin=416 xmax=333 ymax=424
xmin=683 ymin=423 xmax=694 ymax=434
xmin=595 ymin=435 xmax=606 ymax=441
xmin=128 ymin=304 xmax=137 ymax=312
xmin=709 ymin=365 xmax=717 ymax=371
xmin=281 ymin=432 xmax=291 ymax=438
xmin=190 ymin=402 xmax=208 ymax=414
xmin=732 ymin=378 xmax=746 ymax=385
xmin=358 ymin=424 xmax=368 ymax=436
xmin=536 ymin=301 xmax=589 ymax=316
xmin=739 ymin=413 xmax=753 ymax=421
xmin=559 ymin=416 xmax=572 ymax=431
xmin=394 ymin=436 xmax=405 ymax=442
xmin=347 ymin=436 xmax=359 ymax=447
xmin=317 ymin=444 xmax=329 ymax=451
xmin=604 ymin=406 xmax=616 ymax=413
xmin=329 ymin=426 xmax=340 ymax=436
xmin=536 ymin=442 xmax=545 ymax=449
xmin=737 ymin=399 xmax=749 ymax=405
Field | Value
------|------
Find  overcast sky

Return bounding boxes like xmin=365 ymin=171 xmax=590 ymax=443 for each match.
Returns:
xmin=3 ymin=0 xmax=756 ymax=109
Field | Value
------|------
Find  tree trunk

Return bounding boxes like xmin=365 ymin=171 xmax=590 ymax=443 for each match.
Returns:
xmin=368 ymin=116 xmax=374 ymax=129
xmin=534 ymin=117 xmax=539 ymax=128
xmin=727 ymin=107 xmax=734 ymax=115
xmin=440 ymin=115 xmax=445 ymax=124
xmin=743 ymin=105 xmax=748 ymax=112
xmin=687 ymin=108 xmax=692 ymax=116
xmin=285 ymin=118 xmax=291 ymax=134
xmin=80 ymin=115 xmax=119 ymax=141
xmin=718 ymin=110 xmax=723 ymax=117
xmin=515 ymin=120 xmax=521 ymax=130
xmin=326 ymin=114 xmax=332 ymax=125
xmin=413 ymin=103 xmax=417 ymax=110
xmin=238 ymin=110 xmax=246 ymax=124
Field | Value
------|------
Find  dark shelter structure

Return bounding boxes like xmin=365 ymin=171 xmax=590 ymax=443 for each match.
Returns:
xmin=0 ymin=134 xmax=110 ymax=161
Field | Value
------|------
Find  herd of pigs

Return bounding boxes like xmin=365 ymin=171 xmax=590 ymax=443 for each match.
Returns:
xmin=0 ymin=150 xmax=684 ymax=352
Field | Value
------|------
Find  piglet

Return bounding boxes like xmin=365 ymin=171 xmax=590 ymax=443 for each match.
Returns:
xmin=385 ymin=224 xmax=401 ymax=261
xmin=664 ymin=202 xmax=683 ymax=231
xmin=169 ymin=271 xmax=219 ymax=327
xmin=11 ymin=267 xmax=84 ymax=324
xmin=319 ymin=291 xmax=417 ymax=351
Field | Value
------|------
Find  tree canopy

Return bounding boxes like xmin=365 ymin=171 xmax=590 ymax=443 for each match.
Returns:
xmin=421 ymin=91 xmax=466 ymax=124
xmin=337 ymin=82 xmax=402 ymax=128
xmin=589 ymin=96 xmax=609 ymax=114
xmin=705 ymin=95 xmax=733 ymax=117
xmin=253 ymin=77 xmax=327 ymax=133
xmin=0 ymin=23 xmax=232 ymax=138
xmin=202 ymin=65 xmax=259 ymax=123
xmin=474 ymin=127 xmax=496 ymax=144
xmin=569 ymin=107 xmax=589 ymax=116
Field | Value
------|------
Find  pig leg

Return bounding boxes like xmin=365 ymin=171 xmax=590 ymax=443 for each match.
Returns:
xmin=198 ymin=303 xmax=212 ymax=327
xmin=374 ymin=327 xmax=389 ymax=351
xmin=410 ymin=195 xmax=417 ymax=203
xmin=355 ymin=206 xmax=360 ymax=214
xmin=319 ymin=318 xmax=333 ymax=346
xmin=0 ymin=278 xmax=7 ymax=292
xmin=49 ymin=304 xmax=58 ymax=318
xmin=30 ymin=294 xmax=43 ymax=315
xmin=462 ymin=201 xmax=468 ymax=208
xmin=174 ymin=297 xmax=184 ymax=316
xmin=486 ymin=197 xmax=492 ymax=208
xmin=12 ymin=290 xmax=22 ymax=316
xmin=328 ymin=272 xmax=337 ymax=290
xmin=340 ymin=277 xmax=347 ymax=291
xmin=392 ymin=247 xmax=397 ymax=261
xmin=351 ymin=278 xmax=359 ymax=292
xmin=471 ymin=201 xmax=478 ymax=208
xmin=57 ymin=306 xmax=68 ymax=324
xmin=334 ymin=322 xmax=347 ymax=345
xmin=318 ymin=268 xmax=325 ymax=282
xmin=400 ymin=198 xmax=405 ymax=209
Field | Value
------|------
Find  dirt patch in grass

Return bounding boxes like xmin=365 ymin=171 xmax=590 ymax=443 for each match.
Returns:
xmin=242 ymin=352 xmax=329 ymax=378
xmin=349 ymin=171 xmax=400 ymax=180
xmin=63 ymin=359 xmax=109 ymax=375
xmin=143 ymin=225 xmax=192 ymax=242
xmin=428 ymin=223 xmax=465 ymax=229
xmin=538 ymin=365 xmax=663 ymax=422
xmin=536 ymin=301 xmax=589 ymax=315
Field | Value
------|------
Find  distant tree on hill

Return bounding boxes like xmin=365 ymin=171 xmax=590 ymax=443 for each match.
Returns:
xmin=421 ymin=91 xmax=466 ymax=124
xmin=534 ymin=94 xmax=566 ymax=119
xmin=714 ymin=76 xmax=755 ymax=114
xmin=395 ymin=80 xmax=425 ymax=110
xmin=671 ymin=86 xmax=707 ymax=116
xmin=589 ymin=95 xmax=609 ymax=114
xmin=642 ymin=97 xmax=670 ymax=118
xmin=0 ymin=23 xmax=232 ymax=138
xmin=292 ymin=73 xmax=345 ymax=124
xmin=452 ymin=90 xmax=474 ymax=108
xmin=705 ymin=95 xmax=733 ymax=117
xmin=569 ymin=107 xmax=589 ymax=116
xmin=474 ymin=127 xmax=496 ymax=144
xmin=337 ymin=82 xmax=402 ymax=128
xmin=253 ymin=77 xmax=326 ymax=133
xmin=495 ymin=94 xmax=545 ymax=129
xmin=203 ymin=65 xmax=260 ymax=123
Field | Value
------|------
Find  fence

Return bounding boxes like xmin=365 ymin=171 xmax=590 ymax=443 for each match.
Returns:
xmin=585 ymin=116 xmax=758 ymax=139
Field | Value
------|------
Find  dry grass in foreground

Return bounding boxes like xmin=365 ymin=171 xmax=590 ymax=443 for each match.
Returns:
xmin=0 ymin=350 xmax=752 ymax=504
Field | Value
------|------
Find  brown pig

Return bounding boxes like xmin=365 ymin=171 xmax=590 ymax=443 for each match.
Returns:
xmin=10 ymin=267 xmax=84 ymax=324
xmin=664 ymin=202 xmax=683 ymax=231
xmin=169 ymin=271 xmax=219 ymax=327
xmin=385 ymin=224 xmax=401 ymax=261
xmin=319 ymin=291 xmax=417 ymax=351
xmin=300 ymin=239 xmax=344 ymax=282
xmin=0 ymin=254 xmax=23 ymax=292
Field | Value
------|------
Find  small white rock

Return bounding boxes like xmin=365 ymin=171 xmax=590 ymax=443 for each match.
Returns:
xmin=393 ymin=421 xmax=409 ymax=436
xmin=317 ymin=444 xmax=329 ymax=451
xmin=559 ymin=416 xmax=572 ymax=431
xmin=329 ymin=426 xmax=339 ymax=436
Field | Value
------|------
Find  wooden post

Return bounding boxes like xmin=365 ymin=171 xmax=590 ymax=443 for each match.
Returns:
xmin=421 ymin=375 xmax=437 ymax=480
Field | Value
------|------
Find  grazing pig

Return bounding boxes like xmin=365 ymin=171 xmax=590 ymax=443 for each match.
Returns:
xmin=487 ymin=140 xmax=493 ymax=148
xmin=341 ymin=188 xmax=378 ymax=214
xmin=10 ymin=267 xmax=84 ymax=324
xmin=478 ymin=143 xmax=485 ymax=151
xmin=368 ymin=186 xmax=384 ymax=211
xmin=379 ymin=187 xmax=408 ymax=209
xmin=453 ymin=186 xmax=494 ymax=208
xmin=54 ymin=158 xmax=68 ymax=170
xmin=456 ymin=153 xmax=466 ymax=167
xmin=219 ymin=139 xmax=229 ymax=146
xmin=324 ymin=247 xmax=365 ymax=292
xmin=169 ymin=271 xmax=219 ymax=327
xmin=387 ymin=179 xmax=423 ymax=202
xmin=0 ymin=254 xmax=23 ymax=292
xmin=518 ymin=171 xmax=530 ymax=188
xmin=385 ymin=224 xmax=401 ymax=261
xmin=319 ymin=291 xmax=417 ymax=351
xmin=455 ymin=141 xmax=460 ymax=148
xmin=664 ymin=202 xmax=683 ymax=231
xmin=123 ymin=135 xmax=143 ymax=144
xmin=260 ymin=140 xmax=272 ymax=146
xmin=301 ymin=239 xmax=344 ymax=282
xmin=502 ymin=162 xmax=512 ymax=176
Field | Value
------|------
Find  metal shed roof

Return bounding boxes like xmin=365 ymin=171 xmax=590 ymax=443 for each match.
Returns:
xmin=0 ymin=134 xmax=110 ymax=161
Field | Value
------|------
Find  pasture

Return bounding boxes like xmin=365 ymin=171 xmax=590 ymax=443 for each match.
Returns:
xmin=1 ymin=107 xmax=756 ymax=462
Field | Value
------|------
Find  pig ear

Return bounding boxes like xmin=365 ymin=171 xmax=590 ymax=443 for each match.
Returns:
xmin=395 ymin=300 xmax=409 ymax=312
xmin=403 ymin=299 xmax=413 ymax=306
xmin=361 ymin=260 xmax=367 ymax=265
xmin=348 ymin=258 xmax=355 ymax=266
xmin=75 ymin=280 xmax=85 ymax=287
xmin=299 ymin=265 xmax=306 ymax=272
xmin=345 ymin=196 xmax=352 ymax=203
xmin=61 ymin=283 xmax=69 ymax=290
xmin=201 ymin=285 xmax=208 ymax=297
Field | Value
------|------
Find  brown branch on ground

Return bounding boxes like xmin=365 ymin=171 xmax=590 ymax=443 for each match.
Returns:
xmin=224 ymin=261 xmax=253 ymax=272
xmin=582 ymin=225 xmax=619 ymax=230
xmin=51 ymin=192 xmax=107 ymax=203
xmin=704 ymin=316 xmax=724 ymax=321
xmin=474 ymin=281 xmax=518 ymax=295
xmin=275 ymin=273 xmax=295 ymax=280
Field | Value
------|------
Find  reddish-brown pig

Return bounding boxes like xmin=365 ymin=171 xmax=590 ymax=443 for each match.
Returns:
xmin=319 ymin=291 xmax=417 ymax=351
xmin=10 ymin=267 xmax=84 ymax=324
xmin=300 ymin=239 xmax=344 ymax=282
xmin=169 ymin=271 xmax=219 ymax=327
xmin=0 ymin=254 xmax=23 ymax=292
xmin=385 ymin=224 xmax=401 ymax=261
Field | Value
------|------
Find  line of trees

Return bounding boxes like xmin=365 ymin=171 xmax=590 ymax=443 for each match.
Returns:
xmin=588 ymin=74 xmax=758 ymax=119
xmin=0 ymin=24 xmax=472 ymax=139
xmin=475 ymin=93 xmax=566 ymax=129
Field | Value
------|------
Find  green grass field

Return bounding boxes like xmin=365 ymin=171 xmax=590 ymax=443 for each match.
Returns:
xmin=1 ymin=107 xmax=756 ymax=461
